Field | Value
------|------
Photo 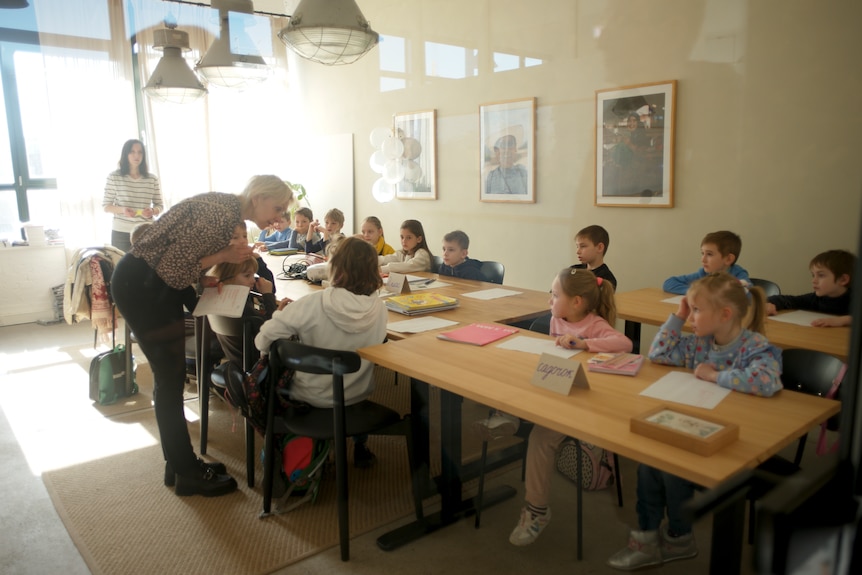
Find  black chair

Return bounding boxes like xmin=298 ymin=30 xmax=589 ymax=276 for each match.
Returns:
xmin=750 ymin=278 xmax=781 ymax=298
xmin=480 ymin=261 xmax=505 ymax=284
xmin=746 ymin=348 xmax=844 ymax=543
xmin=199 ymin=314 xmax=263 ymax=487
xmin=431 ymin=255 xmax=443 ymax=273
xmin=473 ymin=314 xmax=624 ymax=561
xmin=260 ymin=339 xmax=424 ymax=561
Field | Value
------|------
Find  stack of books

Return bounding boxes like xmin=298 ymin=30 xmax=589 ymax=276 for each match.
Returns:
xmin=586 ymin=352 xmax=645 ymax=376
xmin=385 ymin=293 xmax=459 ymax=316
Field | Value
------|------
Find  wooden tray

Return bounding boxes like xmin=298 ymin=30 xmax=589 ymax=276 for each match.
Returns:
xmin=630 ymin=405 xmax=739 ymax=456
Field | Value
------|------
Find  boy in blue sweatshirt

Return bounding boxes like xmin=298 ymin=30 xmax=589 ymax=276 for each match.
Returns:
xmin=662 ymin=230 xmax=749 ymax=294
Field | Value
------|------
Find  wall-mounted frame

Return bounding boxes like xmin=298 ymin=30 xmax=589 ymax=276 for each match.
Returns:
xmin=595 ymin=80 xmax=676 ymax=207
xmin=394 ymin=109 xmax=437 ymax=200
xmin=480 ymin=97 xmax=536 ymax=203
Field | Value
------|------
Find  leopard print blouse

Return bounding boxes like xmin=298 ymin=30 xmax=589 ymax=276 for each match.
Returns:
xmin=131 ymin=192 xmax=243 ymax=290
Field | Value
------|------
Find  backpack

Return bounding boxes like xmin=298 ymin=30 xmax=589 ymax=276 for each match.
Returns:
xmin=554 ymin=439 xmax=615 ymax=491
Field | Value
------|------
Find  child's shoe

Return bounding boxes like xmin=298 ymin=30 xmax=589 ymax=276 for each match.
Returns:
xmin=472 ymin=411 xmax=520 ymax=441
xmin=606 ymin=530 xmax=662 ymax=571
xmin=659 ymin=524 xmax=698 ymax=563
xmin=353 ymin=442 xmax=377 ymax=469
xmin=508 ymin=507 xmax=551 ymax=546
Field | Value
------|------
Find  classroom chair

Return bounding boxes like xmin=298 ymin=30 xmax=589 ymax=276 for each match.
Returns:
xmin=259 ymin=339 xmax=424 ymax=561
xmin=746 ymin=348 xmax=845 ymax=543
xmin=749 ymin=278 xmax=781 ymax=298
xmin=480 ymin=261 xmax=505 ymax=284
xmin=199 ymin=314 xmax=263 ymax=487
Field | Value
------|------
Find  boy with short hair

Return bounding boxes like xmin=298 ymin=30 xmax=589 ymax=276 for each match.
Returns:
xmin=439 ymin=230 xmax=485 ymax=280
xmin=263 ymin=207 xmax=324 ymax=255
xmin=662 ymin=230 xmax=749 ymax=294
xmin=766 ymin=249 xmax=855 ymax=327
xmin=571 ymin=224 xmax=618 ymax=289
xmin=318 ymin=208 xmax=346 ymax=257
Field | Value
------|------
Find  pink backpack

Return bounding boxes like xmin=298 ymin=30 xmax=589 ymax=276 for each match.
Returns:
xmin=554 ymin=439 xmax=616 ymax=491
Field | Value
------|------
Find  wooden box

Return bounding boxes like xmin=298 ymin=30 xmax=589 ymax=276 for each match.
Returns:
xmin=630 ymin=405 xmax=739 ymax=456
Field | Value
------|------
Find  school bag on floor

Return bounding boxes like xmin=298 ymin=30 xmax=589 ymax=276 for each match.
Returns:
xmin=88 ymin=316 xmax=138 ymax=405
xmin=554 ymin=439 xmax=615 ymax=491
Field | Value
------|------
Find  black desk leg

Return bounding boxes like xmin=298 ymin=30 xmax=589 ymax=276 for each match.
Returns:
xmin=624 ymin=320 xmax=642 ymax=354
xmin=709 ymin=496 xmax=744 ymax=575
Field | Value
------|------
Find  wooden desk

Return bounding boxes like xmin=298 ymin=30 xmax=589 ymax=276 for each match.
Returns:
xmin=359 ymin=329 xmax=839 ymax=572
xmin=616 ymin=287 xmax=850 ymax=360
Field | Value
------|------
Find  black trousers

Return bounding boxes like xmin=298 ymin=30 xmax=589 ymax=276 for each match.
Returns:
xmin=111 ymin=230 xmax=132 ymax=254
xmin=111 ymin=254 xmax=199 ymax=476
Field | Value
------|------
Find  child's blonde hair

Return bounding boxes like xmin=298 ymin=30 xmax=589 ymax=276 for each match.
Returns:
xmin=687 ymin=272 xmax=767 ymax=335
xmin=325 ymin=208 xmax=345 ymax=226
xmin=557 ymin=268 xmax=617 ymax=324
xmin=209 ymin=259 xmax=257 ymax=283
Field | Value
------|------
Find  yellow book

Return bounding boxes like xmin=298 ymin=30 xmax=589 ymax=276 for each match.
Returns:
xmin=386 ymin=293 xmax=458 ymax=313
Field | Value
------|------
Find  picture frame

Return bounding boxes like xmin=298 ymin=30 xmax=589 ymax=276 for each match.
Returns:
xmin=479 ymin=97 xmax=536 ymax=203
xmin=394 ymin=110 xmax=437 ymax=200
xmin=595 ymin=80 xmax=676 ymax=207
xmin=630 ymin=405 xmax=739 ymax=456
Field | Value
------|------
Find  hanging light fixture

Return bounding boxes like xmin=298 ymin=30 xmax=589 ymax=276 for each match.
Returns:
xmin=279 ymin=0 xmax=379 ymax=66
xmin=144 ymin=25 xmax=207 ymax=104
xmin=196 ymin=0 xmax=269 ymax=89
xmin=0 ymin=0 xmax=29 ymax=8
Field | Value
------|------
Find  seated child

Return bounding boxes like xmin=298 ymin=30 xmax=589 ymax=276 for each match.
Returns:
xmin=766 ymin=249 xmax=855 ymax=327
xmin=317 ymin=208 xmax=346 ymax=258
xmin=508 ymin=268 xmax=631 ymax=547
xmin=379 ymin=219 xmax=432 ymax=274
xmin=607 ymin=272 xmax=782 ymax=571
xmin=207 ymin=257 xmax=278 ymax=367
xmin=439 ymin=230 xmax=484 ymax=280
xmin=360 ymin=216 xmax=395 ymax=256
xmin=662 ymin=230 xmax=749 ymax=295
xmin=263 ymin=207 xmax=324 ymax=255
xmin=570 ymin=224 xmax=617 ymax=289
xmin=255 ymin=237 xmax=388 ymax=468
xmin=256 ymin=212 xmax=291 ymax=244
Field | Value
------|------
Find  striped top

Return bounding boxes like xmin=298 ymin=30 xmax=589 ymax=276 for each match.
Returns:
xmin=102 ymin=171 xmax=164 ymax=233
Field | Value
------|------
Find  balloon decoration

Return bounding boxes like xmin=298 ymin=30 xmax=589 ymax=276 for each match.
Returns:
xmin=369 ymin=119 xmax=423 ymax=203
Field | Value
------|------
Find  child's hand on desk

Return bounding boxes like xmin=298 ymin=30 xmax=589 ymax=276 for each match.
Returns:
xmin=555 ymin=334 xmax=588 ymax=350
xmin=766 ymin=303 xmax=778 ymax=316
xmin=694 ymin=363 xmax=718 ymax=383
xmin=811 ymin=315 xmax=851 ymax=328
xmin=277 ymin=298 xmax=292 ymax=311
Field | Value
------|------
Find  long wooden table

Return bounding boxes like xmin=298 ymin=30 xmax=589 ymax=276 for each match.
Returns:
xmin=615 ymin=287 xmax=850 ymax=360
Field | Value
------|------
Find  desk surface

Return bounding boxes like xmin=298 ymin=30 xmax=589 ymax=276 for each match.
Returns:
xmin=358 ymin=329 xmax=839 ymax=488
xmin=615 ymin=287 xmax=850 ymax=361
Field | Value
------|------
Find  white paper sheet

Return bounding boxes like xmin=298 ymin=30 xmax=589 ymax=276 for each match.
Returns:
xmin=462 ymin=288 xmax=523 ymax=300
xmin=496 ymin=335 xmax=581 ymax=358
xmin=639 ymin=371 xmax=731 ymax=409
xmin=386 ymin=317 xmax=459 ymax=333
xmin=408 ymin=279 xmax=451 ymax=291
xmin=662 ymin=295 xmax=684 ymax=304
xmin=768 ymin=310 xmax=834 ymax=326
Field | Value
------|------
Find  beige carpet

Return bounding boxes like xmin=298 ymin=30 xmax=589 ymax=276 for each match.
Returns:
xmin=41 ymin=366 xmax=515 ymax=575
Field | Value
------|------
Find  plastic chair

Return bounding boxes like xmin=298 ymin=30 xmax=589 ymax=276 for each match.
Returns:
xmin=749 ymin=278 xmax=781 ymax=298
xmin=747 ymin=348 xmax=844 ymax=543
xmin=259 ymin=339 xmax=424 ymax=561
xmin=431 ymin=255 xmax=443 ymax=273
xmin=200 ymin=314 xmax=263 ymax=487
xmin=480 ymin=261 xmax=505 ymax=284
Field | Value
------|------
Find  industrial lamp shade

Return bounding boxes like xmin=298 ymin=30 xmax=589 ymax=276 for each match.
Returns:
xmin=0 ymin=0 xmax=29 ymax=8
xmin=144 ymin=29 xmax=207 ymax=104
xmin=196 ymin=0 xmax=270 ymax=89
xmin=279 ymin=0 xmax=379 ymax=66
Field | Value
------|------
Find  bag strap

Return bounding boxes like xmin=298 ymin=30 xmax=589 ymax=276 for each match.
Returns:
xmin=816 ymin=362 xmax=846 ymax=456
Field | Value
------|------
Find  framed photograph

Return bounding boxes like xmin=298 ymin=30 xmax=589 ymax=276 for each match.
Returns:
xmin=480 ymin=97 xmax=536 ymax=203
xmin=630 ymin=405 xmax=739 ymax=456
xmin=595 ymin=80 xmax=676 ymax=207
xmin=394 ymin=110 xmax=437 ymax=200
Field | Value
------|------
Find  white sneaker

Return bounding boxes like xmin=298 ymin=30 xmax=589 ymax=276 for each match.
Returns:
xmin=607 ymin=530 xmax=662 ymax=571
xmin=472 ymin=411 xmax=520 ymax=441
xmin=659 ymin=524 xmax=698 ymax=563
xmin=508 ymin=507 xmax=551 ymax=546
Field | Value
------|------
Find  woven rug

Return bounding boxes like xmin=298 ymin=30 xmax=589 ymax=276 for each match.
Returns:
xmin=40 ymin=367 xmax=513 ymax=575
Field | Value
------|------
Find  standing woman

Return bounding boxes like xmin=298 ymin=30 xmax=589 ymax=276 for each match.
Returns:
xmin=111 ymin=175 xmax=293 ymax=497
xmin=103 ymin=139 xmax=164 ymax=253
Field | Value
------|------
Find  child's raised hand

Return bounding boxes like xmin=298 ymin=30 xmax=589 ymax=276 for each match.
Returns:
xmin=694 ymin=363 xmax=718 ymax=383
xmin=221 ymin=240 xmax=254 ymax=264
xmin=255 ymin=276 xmax=273 ymax=294
xmin=675 ymin=296 xmax=692 ymax=321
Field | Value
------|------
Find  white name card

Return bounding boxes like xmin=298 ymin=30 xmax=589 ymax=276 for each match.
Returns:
xmin=386 ymin=272 xmax=410 ymax=294
xmin=531 ymin=353 xmax=589 ymax=395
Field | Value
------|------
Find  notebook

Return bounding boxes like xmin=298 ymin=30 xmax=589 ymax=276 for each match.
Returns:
xmin=436 ymin=323 xmax=518 ymax=346
xmin=586 ymin=352 xmax=645 ymax=376
xmin=385 ymin=293 xmax=459 ymax=315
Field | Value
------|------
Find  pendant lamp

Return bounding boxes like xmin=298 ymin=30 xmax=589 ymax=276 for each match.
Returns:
xmin=144 ymin=27 xmax=207 ymax=104
xmin=279 ymin=0 xmax=379 ymax=66
xmin=196 ymin=0 xmax=269 ymax=89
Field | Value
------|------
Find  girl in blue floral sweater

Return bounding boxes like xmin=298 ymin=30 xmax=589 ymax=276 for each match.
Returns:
xmin=608 ymin=272 xmax=782 ymax=571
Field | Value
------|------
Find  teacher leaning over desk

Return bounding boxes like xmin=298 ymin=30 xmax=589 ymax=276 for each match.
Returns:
xmin=111 ymin=175 xmax=293 ymax=497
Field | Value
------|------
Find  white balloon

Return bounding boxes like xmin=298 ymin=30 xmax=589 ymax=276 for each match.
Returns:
xmin=369 ymin=151 xmax=386 ymax=174
xmin=402 ymin=137 xmax=422 ymax=160
xmin=383 ymin=158 xmax=405 ymax=184
xmin=369 ymin=126 xmax=390 ymax=148
xmin=381 ymin=135 xmax=404 ymax=159
xmin=372 ymin=178 xmax=396 ymax=203
xmin=404 ymin=160 xmax=422 ymax=182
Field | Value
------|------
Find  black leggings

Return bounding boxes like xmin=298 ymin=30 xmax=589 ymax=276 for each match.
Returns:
xmin=111 ymin=254 xmax=199 ymax=476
